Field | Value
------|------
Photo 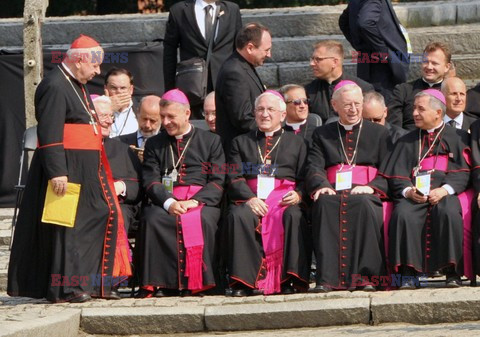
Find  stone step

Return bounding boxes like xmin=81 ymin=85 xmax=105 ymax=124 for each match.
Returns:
xmin=268 ymin=23 xmax=480 ymax=64
xmin=0 ymin=246 xmax=9 ymax=291
xmin=258 ymin=53 xmax=480 ymax=88
xmin=2 ymin=1 xmax=480 ymax=47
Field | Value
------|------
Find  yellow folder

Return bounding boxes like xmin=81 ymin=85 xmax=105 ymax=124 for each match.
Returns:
xmin=41 ymin=181 xmax=81 ymax=227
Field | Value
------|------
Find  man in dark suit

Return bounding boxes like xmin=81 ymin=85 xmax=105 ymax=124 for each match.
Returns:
xmin=215 ymin=23 xmax=271 ymax=153
xmin=442 ymin=77 xmax=476 ymax=132
xmin=163 ymin=0 xmax=242 ymax=119
xmin=339 ymin=0 xmax=410 ymax=100
xmin=387 ymin=42 xmax=452 ymax=130
xmin=305 ymin=40 xmax=374 ymax=125
xmin=118 ymin=95 xmax=161 ymax=161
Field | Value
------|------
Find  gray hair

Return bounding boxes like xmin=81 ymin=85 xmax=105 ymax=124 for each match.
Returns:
xmin=278 ymin=84 xmax=305 ymax=102
xmin=331 ymin=83 xmax=362 ymax=102
xmin=414 ymin=91 xmax=446 ymax=117
xmin=363 ymin=91 xmax=385 ymax=108
xmin=254 ymin=92 xmax=287 ymax=112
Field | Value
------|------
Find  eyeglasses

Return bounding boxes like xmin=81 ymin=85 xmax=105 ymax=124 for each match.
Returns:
xmin=310 ymin=56 xmax=335 ymax=64
xmin=286 ymin=98 xmax=309 ymax=106
xmin=255 ymin=107 xmax=278 ymax=114
xmin=342 ymin=103 xmax=362 ymax=111
xmin=202 ymin=110 xmax=216 ymax=118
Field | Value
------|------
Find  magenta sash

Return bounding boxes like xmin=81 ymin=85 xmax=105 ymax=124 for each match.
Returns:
xmin=326 ymin=165 xmax=393 ymax=264
xmin=419 ymin=155 xmax=474 ymax=280
xmin=173 ymin=185 xmax=205 ymax=290
xmin=247 ymin=178 xmax=296 ymax=294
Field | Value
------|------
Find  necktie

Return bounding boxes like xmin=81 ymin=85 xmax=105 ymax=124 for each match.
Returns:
xmin=204 ymin=5 xmax=213 ymax=42
xmin=448 ymin=120 xmax=456 ymax=128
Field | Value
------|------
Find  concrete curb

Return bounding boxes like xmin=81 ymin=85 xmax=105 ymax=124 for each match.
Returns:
xmin=204 ymin=298 xmax=370 ymax=331
xmin=81 ymin=306 xmax=204 ymax=335
xmin=3 ymin=288 xmax=480 ymax=335
xmin=371 ymin=289 xmax=480 ymax=325
xmin=0 ymin=308 xmax=80 ymax=337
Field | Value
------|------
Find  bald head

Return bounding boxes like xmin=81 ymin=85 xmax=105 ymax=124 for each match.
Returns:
xmin=137 ymin=95 xmax=161 ymax=137
xmin=441 ymin=77 xmax=466 ymax=119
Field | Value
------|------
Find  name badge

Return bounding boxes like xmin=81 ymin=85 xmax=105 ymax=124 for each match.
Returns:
xmin=162 ymin=176 xmax=174 ymax=193
xmin=336 ymin=169 xmax=352 ymax=191
xmin=257 ymin=175 xmax=275 ymax=200
xmin=415 ymin=172 xmax=431 ymax=196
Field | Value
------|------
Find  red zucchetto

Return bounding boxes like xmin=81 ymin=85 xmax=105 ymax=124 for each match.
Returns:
xmin=70 ymin=34 xmax=100 ymax=49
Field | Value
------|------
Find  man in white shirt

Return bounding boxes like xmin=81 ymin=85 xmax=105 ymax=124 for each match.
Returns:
xmin=441 ymin=76 xmax=475 ymax=132
xmin=105 ymin=67 xmax=138 ymax=137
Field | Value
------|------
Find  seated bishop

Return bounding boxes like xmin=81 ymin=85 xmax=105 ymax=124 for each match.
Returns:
xmin=306 ymin=81 xmax=391 ymax=292
xmin=226 ymin=90 xmax=310 ymax=297
xmin=137 ymin=89 xmax=225 ymax=297
xmin=382 ymin=89 xmax=470 ymax=289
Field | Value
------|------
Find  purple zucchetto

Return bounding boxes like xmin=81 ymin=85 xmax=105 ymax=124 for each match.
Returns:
xmin=333 ymin=80 xmax=358 ymax=92
xmin=161 ymin=89 xmax=190 ymax=105
xmin=421 ymin=88 xmax=446 ymax=105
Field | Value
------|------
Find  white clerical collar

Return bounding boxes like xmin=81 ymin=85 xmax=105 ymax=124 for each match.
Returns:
xmin=175 ymin=123 xmax=192 ymax=139
xmin=263 ymin=127 xmax=282 ymax=137
xmin=422 ymin=77 xmax=443 ymax=87
xmin=338 ymin=119 xmax=361 ymax=131
xmin=61 ymin=62 xmax=79 ymax=82
xmin=286 ymin=120 xmax=307 ymax=131
xmin=444 ymin=113 xmax=464 ymax=129
xmin=427 ymin=121 xmax=444 ymax=133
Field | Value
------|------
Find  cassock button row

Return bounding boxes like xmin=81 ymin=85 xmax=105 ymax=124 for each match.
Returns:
xmin=342 ymin=202 xmax=347 ymax=206
xmin=342 ymin=229 xmax=347 ymax=232
xmin=342 ymin=246 xmax=347 ymax=250
xmin=341 ymin=272 xmax=345 ymax=276
xmin=348 ymin=147 xmax=354 ymax=150
xmin=341 ymin=264 xmax=346 ymax=268
xmin=342 ymin=237 xmax=347 ymax=241
xmin=341 ymin=281 xmax=346 ymax=285
xmin=180 ymin=259 xmax=184 ymax=263
xmin=427 ymin=234 xmax=431 ymax=237
xmin=426 ymin=241 xmax=431 ymax=244
xmin=426 ymin=255 xmax=431 ymax=258
xmin=342 ymin=255 xmax=347 ymax=259
xmin=426 ymin=248 xmax=431 ymax=251
xmin=342 ymin=220 xmax=347 ymax=224
xmin=341 ymin=211 xmax=347 ymax=215
xmin=179 ymin=240 xmax=183 ymax=244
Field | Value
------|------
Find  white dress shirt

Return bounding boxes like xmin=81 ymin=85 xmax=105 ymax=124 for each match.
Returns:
xmin=194 ymin=0 xmax=219 ymax=40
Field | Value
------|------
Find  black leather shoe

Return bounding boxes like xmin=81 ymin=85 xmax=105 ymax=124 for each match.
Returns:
xmin=281 ymin=284 xmax=295 ymax=295
xmin=361 ymin=285 xmax=376 ymax=292
xmin=154 ymin=288 xmax=179 ymax=297
xmin=104 ymin=289 xmax=121 ymax=300
xmin=135 ymin=288 xmax=154 ymax=298
xmin=446 ymin=274 xmax=462 ymax=288
xmin=68 ymin=293 xmax=92 ymax=303
xmin=180 ymin=289 xmax=192 ymax=297
xmin=232 ymin=288 xmax=252 ymax=297
xmin=311 ymin=285 xmax=331 ymax=293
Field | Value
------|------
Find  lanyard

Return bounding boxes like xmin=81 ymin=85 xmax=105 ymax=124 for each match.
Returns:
xmin=337 ymin=120 xmax=363 ymax=167
xmin=414 ymin=123 xmax=445 ymax=176
xmin=58 ymin=66 xmax=98 ymax=134
xmin=168 ymin=128 xmax=195 ymax=174
xmin=112 ymin=106 xmax=132 ymax=136
xmin=256 ymin=129 xmax=284 ymax=164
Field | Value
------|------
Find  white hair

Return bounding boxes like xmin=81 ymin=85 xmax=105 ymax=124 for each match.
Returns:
xmin=331 ymin=83 xmax=362 ymax=102
xmin=254 ymin=92 xmax=287 ymax=112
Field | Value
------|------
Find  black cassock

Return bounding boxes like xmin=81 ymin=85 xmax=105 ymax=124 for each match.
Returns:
xmin=104 ymin=138 xmax=142 ymax=234
xmin=283 ymin=121 xmax=316 ymax=147
xmin=227 ymin=129 xmax=310 ymax=291
xmin=138 ymin=126 xmax=225 ymax=291
xmin=382 ymin=125 xmax=470 ymax=275
xmin=8 ymin=66 xmax=130 ymax=302
xmin=306 ymin=120 xmax=390 ymax=290
xmin=465 ymin=120 xmax=480 ymax=275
